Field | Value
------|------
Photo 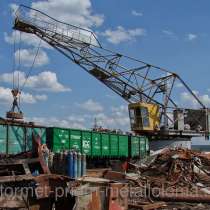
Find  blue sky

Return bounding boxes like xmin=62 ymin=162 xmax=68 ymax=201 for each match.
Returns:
xmin=0 ymin=0 xmax=210 ymax=132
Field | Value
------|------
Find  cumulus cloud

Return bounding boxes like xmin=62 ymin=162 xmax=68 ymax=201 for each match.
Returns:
xmin=4 ymin=31 xmax=51 ymax=49
xmin=93 ymin=105 xmax=130 ymax=129
xmin=29 ymin=0 xmax=104 ymax=28
xmin=27 ymin=116 xmax=86 ymax=129
xmin=187 ymin=33 xmax=197 ymax=41
xmin=0 ymin=86 xmax=47 ymax=105
xmin=26 ymin=104 xmax=130 ymax=130
xmin=78 ymin=99 xmax=104 ymax=112
xmin=100 ymin=26 xmax=146 ymax=44
xmin=15 ymin=49 xmax=49 ymax=67
xmin=180 ymin=91 xmax=210 ymax=108
xmin=131 ymin=10 xmax=143 ymax=17
xmin=0 ymin=71 xmax=71 ymax=92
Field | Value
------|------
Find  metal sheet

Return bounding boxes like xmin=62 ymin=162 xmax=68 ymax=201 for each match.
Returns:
xmin=101 ymin=133 xmax=110 ymax=156
xmin=70 ymin=129 xmax=82 ymax=152
xmin=110 ymin=134 xmax=118 ymax=157
xmin=92 ymin=132 xmax=101 ymax=156
xmin=118 ymin=135 xmax=128 ymax=157
xmin=82 ymin=131 xmax=92 ymax=155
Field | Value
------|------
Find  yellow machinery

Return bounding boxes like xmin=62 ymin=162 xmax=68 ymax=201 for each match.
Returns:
xmin=129 ymin=102 xmax=160 ymax=132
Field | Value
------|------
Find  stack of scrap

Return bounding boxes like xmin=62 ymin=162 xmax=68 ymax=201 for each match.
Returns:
xmin=127 ymin=148 xmax=210 ymax=209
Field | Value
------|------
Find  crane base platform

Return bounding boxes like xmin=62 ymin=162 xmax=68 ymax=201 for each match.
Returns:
xmin=6 ymin=112 xmax=23 ymax=120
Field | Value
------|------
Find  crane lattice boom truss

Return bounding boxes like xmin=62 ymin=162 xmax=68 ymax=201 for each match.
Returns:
xmin=13 ymin=5 xmax=206 ymax=128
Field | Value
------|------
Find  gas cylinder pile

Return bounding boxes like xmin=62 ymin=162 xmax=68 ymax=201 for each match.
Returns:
xmin=50 ymin=150 xmax=87 ymax=178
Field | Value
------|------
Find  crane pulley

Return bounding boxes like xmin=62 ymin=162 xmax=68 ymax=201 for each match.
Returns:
xmin=12 ymin=5 xmax=210 ymax=137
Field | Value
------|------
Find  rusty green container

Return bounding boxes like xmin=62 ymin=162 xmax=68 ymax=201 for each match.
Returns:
xmin=0 ymin=124 xmax=7 ymax=153
xmin=8 ymin=126 xmax=25 ymax=154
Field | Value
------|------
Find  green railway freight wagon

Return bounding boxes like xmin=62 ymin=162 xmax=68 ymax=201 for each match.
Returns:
xmin=46 ymin=127 xmax=149 ymax=159
xmin=0 ymin=121 xmax=46 ymax=155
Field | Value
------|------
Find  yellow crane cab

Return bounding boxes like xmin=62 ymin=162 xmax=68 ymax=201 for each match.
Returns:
xmin=128 ymin=102 xmax=160 ymax=132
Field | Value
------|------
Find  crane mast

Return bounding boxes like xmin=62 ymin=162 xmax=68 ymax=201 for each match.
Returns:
xmin=13 ymin=5 xmax=210 ymax=138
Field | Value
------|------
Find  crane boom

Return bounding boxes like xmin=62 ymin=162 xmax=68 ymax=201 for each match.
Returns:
xmin=13 ymin=5 xmax=209 ymax=137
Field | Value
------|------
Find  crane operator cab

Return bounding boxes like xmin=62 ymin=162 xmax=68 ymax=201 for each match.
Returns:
xmin=129 ymin=102 xmax=160 ymax=133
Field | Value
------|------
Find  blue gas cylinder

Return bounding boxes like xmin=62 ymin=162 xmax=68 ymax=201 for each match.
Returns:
xmin=67 ymin=152 xmax=71 ymax=177
xmin=73 ymin=151 xmax=78 ymax=179
xmin=81 ymin=153 xmax=86 ymax=176
xmin=77 ymin=152 xmax=82 ymax=178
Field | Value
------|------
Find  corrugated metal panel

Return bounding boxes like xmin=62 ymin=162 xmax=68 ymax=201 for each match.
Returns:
xmin=26 ymin=127 xmax=33 ymax=151
xmin=70 ymin=129 xmax=82 ymax=152
xmin=145 ymin=137 xmax=149 ymax=152
xmin=140 ymin=137 xmax=146 ymax=158
xmin=131 ymin=136 xmax=140 ymax=157
xmin=0 ymin=125 xmax=6 ymax=153
xmin=110 ymin=134 xmax=118 ymax=156
xmin=81 ymin=131 xmax=92 ymax=155
xmin=33 ymin=127 xmax=47 ymax=144
xmin=53 ymin=128 xmax=69 ymax=150
xmin=101 ymin=133 xmax=110 ymax=156
xmin=92 ymin=132 xmax=101 ymax=156
xmin=118 ymin=135 xmax=128 ymax=157
xmin=8 ymin=126 xmax=25 ymax=154
xmin=26 ymin=127 xmax=47 ymax=151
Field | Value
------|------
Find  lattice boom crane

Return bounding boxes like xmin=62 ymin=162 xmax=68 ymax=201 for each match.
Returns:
xmin=12 ymin=5 xmax=210 ymax=138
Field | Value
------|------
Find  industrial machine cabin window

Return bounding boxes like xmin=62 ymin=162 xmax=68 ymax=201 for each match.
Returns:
xmin=141 ymin=107 xmax=150 ymax=128
xmin=130 ymin=106 xmax=150 ymax=129
xmin=129 ymin=108 xmax=135 ymax=127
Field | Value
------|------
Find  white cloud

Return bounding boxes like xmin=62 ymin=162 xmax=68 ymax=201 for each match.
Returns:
xmin=15 ymin=49 xmax=49 ymax=67
xmin=162 ymin=30 xmax=177 ymax=39
xmin=101 ymin=26 xmax=146 ymax=44
xmin=187 ymin=33 xmax=197 ymax=41
xmin=10 ymin=3 xmax=18 ymax=16
xmin=131 ymin=10 xmax=143 ymax=17
xmin=78 ymin=99 xmax=104 ymax=112
xmin=93 ymin=105 xmax=130 ymax=129
xmin=27 ymin=116 xmax=86 ymax=129
xmin=176 ymin=82 xmax=184 ymax=88
xmin=0 ymin=86 xmax=47 ymax=105
xmin=26 ymin=104 xmax=130 ymax=131
xmin=180 ymin=91 xmax=210 ymax=108
xmin=4 ymin=31 xmax=51 ymax=49
xmin=30 ymin=0 xmax=104 ymax=28
xmin=0 ymin=71 xmax=71 ymax=92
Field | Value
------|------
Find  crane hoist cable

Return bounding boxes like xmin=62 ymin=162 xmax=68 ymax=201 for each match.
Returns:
xmin=20 ymin=38 xmax=42 ymax=92
xmin=6 ymin=30 xmax=23 ymax=119
xmin=12 ymin=30 xmax=17 ymax=89
xmin=7 ymin=29 xmax=42 ymax=119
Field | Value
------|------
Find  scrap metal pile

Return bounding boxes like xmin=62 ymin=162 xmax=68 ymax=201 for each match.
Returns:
xmin=127 ymin=148 xmax=210 ymax=209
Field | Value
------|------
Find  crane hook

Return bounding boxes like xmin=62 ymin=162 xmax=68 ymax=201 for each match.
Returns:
xmin=6 ymin=88 xmax=24 ymax=120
